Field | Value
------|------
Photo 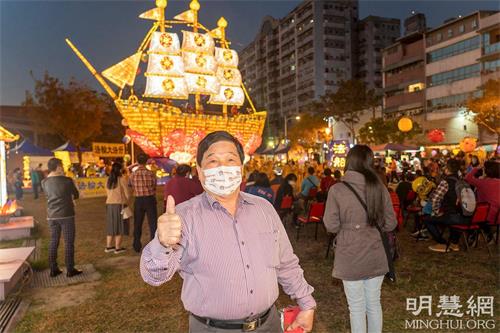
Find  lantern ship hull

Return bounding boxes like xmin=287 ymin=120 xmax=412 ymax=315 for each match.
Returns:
xmin=66 ymin=0 xmax=266 ymax=161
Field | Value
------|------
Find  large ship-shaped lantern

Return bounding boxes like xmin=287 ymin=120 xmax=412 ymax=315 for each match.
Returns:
xmin=66 ymin=0 xmax=266 ymax=163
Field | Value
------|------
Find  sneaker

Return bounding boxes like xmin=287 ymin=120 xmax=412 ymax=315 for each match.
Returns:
xmin=416 ymin=234 xmax=430 ymax=241
xmin=428 ymin=243 xmax=460 ymax=253
xmin=411 ymin=229 xmax=427 ymax=238
xmin=114 ymin=248 xmax=126 ymax=254
xmin=105 ymin=247 xmax=115 ymax=253
xmin=66 ymin=269 xmax=83 ymax=277
xmin=49 ymin=268 xmax=62 ymax=278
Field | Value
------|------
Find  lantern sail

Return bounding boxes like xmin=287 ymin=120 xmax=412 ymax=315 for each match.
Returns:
xmin=209 ymin=47 xmax=244 ymax=106
xmin=181 ymin=31 xmax=219 ymax=95
xmin=144 ymin=32 xmax=189 ymax=99
xmin=102 ymin=52 xmax=142 ymax=88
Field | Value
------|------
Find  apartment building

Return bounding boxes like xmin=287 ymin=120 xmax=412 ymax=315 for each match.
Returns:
xmin=240 ymin=0 xmax=359 ymax=136
xmin=382 ymin=31 xmax=426 ymax=121
xmin=425 ymin=11 xmax=497 ymax=144
xmin=356 ymin=16 xmax=400 ymax=95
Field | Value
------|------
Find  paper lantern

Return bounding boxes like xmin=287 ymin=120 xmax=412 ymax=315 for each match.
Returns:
xmin=398 ymin=117 xmax=413 ymax=132
xmin=460 ymin=137 xmax=477 ymax=153
xmin=123 ymin=154 xmax=131 ymax=162
xmin=427 ymin=129 xmax=445 ymax=143
xmin=126 ymin=129 xmax=162 ymax=157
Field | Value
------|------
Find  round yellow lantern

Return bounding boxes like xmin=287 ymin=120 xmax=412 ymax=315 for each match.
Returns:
xmin=398 ymin=117 xmax=413 ymax=132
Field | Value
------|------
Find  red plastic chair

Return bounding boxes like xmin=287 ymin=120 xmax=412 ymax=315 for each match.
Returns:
xmin=446 ymin=202 xmax=491 ymax=255
xmin=296 ymin=202 xmax=325 ymax=240
xmin=488 ymin=209 xmax=500 ymax=245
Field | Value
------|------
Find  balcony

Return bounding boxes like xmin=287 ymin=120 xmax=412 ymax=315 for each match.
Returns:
xmin=384 ymin=66 xmax=425 ymax=88
xmin=484 ymin=42 xmax=500 ymax=55
xmin=384 ymin=91 xmax=424 ymax=109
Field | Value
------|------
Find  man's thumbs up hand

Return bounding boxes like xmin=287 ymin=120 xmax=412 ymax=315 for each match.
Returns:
xmin=158 ymin=195 xmax=183 ymax=247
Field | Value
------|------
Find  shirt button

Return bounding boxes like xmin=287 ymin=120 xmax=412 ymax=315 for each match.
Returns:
xmin=250 ymin=312 xmax=254 ymax=315
xmin=250 ymin=289 xmax=253 ymax=294
xmin=241 ymin=241 xmax=245 ymax=245
xmin=246 ymin=264 xmax=250 ymax=269
xmin=355 ymin=225 xmax=360 ymax=229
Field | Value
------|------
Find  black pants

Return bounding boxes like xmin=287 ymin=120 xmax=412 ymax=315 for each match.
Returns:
xmin=133 ymin=196 xmax=158 ymax=251
xmin=33 ymin=182 xmax=40 ymax=199
xmin=424 ymin=213 xmax=469 ymax=244
xmin=48 ymin=217 xmax=76 ymax=272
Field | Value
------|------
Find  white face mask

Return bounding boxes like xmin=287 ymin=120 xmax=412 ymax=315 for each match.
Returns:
xmin=203 ymin=166 xmax=242 ymax=197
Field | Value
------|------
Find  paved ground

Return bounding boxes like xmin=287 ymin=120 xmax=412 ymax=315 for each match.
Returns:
xmin=5 ymin=193 xmax=500 ymax=332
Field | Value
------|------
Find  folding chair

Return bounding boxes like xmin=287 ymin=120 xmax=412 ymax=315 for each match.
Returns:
xmin=296 ymin=202 xmax=325 ymax=241
xmin=279 ymin=195 xmax=293 ymax=225
xmin=446 ymin=202 xmax=491 ymax=256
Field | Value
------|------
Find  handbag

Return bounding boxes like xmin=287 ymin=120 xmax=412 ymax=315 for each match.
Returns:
xmin=342 ymin=181 xmax=397 ymax=282
xmin=119 ymin=179 xmax=133 ymax=219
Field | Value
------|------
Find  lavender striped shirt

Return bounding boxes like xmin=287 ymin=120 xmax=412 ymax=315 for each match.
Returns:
xmin=140 ymin=191 xmax=316 ymax=320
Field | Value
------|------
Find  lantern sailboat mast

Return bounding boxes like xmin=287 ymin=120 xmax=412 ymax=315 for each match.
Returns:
xmin=65 ymin=0 xmax=265 ymax=161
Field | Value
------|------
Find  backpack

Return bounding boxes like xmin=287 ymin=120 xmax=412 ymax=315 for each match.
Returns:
xmin=454 ymin=178 xmax=476 ymax=216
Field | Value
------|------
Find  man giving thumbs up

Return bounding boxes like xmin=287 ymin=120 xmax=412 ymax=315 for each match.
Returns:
xmin=140 ymin=131 xmax=316 ymax=333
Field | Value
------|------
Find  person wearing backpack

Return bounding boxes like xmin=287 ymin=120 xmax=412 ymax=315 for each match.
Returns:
xmin=323 ymin=145 xmax=397 ymax=333
xmin=425 ymin=159 xmax=472 ymax=253
xmin=300 ymin=166 xmax=319 ymax=198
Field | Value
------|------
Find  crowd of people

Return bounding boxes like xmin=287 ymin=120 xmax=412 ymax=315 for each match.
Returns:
xmin=18 ymin=130 xmax=499 ymax=332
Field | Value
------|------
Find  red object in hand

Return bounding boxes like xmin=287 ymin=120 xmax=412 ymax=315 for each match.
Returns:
xmin=283 ymin=306 xmax=304 ymax=333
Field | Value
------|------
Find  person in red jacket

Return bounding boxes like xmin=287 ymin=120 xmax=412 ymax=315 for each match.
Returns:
xmin=465 ymin=160 xmax=500 ymax=230
xmin=164 ymin=164 xmax=203 ymax=209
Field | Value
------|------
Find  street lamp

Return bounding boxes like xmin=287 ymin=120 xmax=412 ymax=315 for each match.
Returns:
xmin=284 ymin=114 xmax=300 ymax=142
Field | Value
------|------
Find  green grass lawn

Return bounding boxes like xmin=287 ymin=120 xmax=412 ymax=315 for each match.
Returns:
xmin=10 ymin=194 xmax=500 ymax=332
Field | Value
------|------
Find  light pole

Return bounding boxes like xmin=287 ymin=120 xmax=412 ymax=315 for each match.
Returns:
xmin=284 ymin=114 xmax=301 ymax=142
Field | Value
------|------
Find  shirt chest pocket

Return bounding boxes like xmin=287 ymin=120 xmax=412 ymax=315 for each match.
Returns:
xmin=258 ymin=229 xmax=280 ymax=268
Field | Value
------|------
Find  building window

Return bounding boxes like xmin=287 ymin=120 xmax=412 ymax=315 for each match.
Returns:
xmin=427 ymin=63 xmax=480 ymax=87
xmin=408 ymin=83 xmax=424 ymax=92
xmin=459 ymin=24 xmax=465 ymax=33
xmin=426 ymin=36 xmax=480 ymax=63
xmin=448 ymin=28 xmax=453 ymax=37
xmin=472 ymin=19 xmax=477 ymax=29
xmin=291 ymin=65 xmax=296 ymax=71
xmin=436 ymin=33 xmax=442 ymax=42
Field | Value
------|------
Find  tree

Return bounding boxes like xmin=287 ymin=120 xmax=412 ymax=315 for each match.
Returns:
xmin=317 ymin=80 xmax=380 ymax=141
xmin=466 ymin=79 xmax=500 ymax=144
xmin=287 ymin=113 xmax=327 ymax=149
xmin=24 ymin=72 xmax=108 ymax=161
xmin=358 ymin=117 xmax=422 ymax=145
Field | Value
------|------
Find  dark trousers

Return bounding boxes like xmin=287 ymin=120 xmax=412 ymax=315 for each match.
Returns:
xmin=133 ymin=195 xmax=158 ymax=251
xmin=425 ymin=213 xmax=469 ymax=244
xmin=33 ymin=182 xmax=40 ymax=199
xmin=48 ymin=217 xmax=76 ymax=272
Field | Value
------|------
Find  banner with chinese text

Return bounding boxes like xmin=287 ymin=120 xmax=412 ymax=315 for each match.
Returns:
xmin=92 ymin=142 xmax=125 ymax=157
xmin=74 ymin=177 xmax=107 ymax=198
xmin=327 ymin=140 xmax=349 ymax=169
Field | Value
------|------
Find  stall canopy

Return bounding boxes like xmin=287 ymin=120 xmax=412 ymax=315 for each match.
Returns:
xmin=256 ymin=143 xmax=291 ymax=155
xmin=371 ymin=143 xmax=419 ymax=152
xmin=11 ymin=139 xmax=53 ymax=156
xmin=52 ymin=141 xmax=90 ymax=152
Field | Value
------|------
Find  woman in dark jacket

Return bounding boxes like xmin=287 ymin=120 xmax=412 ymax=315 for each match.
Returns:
xmin=274 ymin=173 xmax=297 ymax=210
xmin=324 ymin=145 xmax=397 ymax=333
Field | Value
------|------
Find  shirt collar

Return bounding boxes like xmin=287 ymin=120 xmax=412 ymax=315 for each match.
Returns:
xmin=203 ymin=191 xmax=254 ymax=210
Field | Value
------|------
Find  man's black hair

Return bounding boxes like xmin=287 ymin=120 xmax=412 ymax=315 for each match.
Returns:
xmin=196 ymin=131 xmax=244 ymax=165
xmin=137 ymin=153 xmax=148 ymax=165
xmin=324 ymin=168 xmax=332 ymax=176
xmin=176 ymin=164 xmax=191 ymax=177
xmin=47 ymin=158 xmax=62 ymax=172
xmin=446 ymin=159 xmax=460 ymax=174
xmin=307 ymin=166 xmax=315 ymax=175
